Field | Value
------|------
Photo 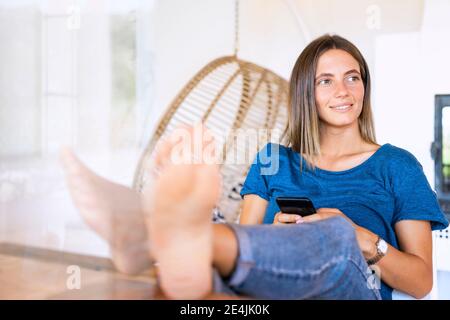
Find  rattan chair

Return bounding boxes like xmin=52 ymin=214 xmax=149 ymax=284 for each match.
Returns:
xmin=133 ymin=55 xmax=289 ymax=222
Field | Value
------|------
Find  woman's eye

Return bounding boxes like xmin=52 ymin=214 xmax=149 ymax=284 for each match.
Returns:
xmin=347 ymin=76 xmax=360 ymax=82
xmin=317 ymin=79 xmax=331 ymax=86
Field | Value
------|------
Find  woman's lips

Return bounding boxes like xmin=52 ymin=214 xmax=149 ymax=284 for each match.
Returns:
xmin=330 ymin=104 xmax=353 ymax=112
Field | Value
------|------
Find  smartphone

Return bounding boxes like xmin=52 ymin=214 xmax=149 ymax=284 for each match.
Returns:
xmin=275 ymin=197 xmax=316 ymax=217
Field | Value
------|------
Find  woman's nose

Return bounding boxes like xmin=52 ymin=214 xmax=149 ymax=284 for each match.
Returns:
xmin=334 ymin=80 xmax=350 ymax=98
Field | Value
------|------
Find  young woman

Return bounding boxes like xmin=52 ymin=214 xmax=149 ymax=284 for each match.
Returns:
xmin=239 ymin=34 xmax=449 ymax=299
xmin=60 ymin=34 xmax=448 ymax=300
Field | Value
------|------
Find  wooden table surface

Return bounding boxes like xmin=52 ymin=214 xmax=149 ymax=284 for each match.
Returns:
xmin=0 ymin=242 xmax=164 ymax=299
xmin=0 ymin=242 xmax=241 ymax=300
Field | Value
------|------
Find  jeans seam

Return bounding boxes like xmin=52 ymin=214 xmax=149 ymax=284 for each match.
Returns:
xmin=347 ymin=257 xmax=382 ymax=300
xmin=249 ymin=255 xmax=347 ymax=279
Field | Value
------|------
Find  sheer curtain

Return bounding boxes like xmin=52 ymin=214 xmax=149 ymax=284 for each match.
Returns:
xmin=0 ymin=0 xmax=155 ymax=256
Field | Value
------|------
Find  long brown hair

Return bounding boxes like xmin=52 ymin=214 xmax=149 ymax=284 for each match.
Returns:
xmin=287 ymin=34 xmax=377 ymax=171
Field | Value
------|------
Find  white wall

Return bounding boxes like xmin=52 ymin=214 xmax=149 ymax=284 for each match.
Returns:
xmin=144 ymin=0 xmax=234 ymax=136
xmin=0 ymin=6 xmax=41 ymax=157
xmin=145 ymin=0 xmax=309 ymax=137
xmin=373 ymin=0 xmax=450 ymax=187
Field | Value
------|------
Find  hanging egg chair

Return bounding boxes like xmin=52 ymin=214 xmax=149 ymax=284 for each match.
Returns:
xmin=133 ymin=55 xmax=289 ymax=222
xmin=133 ymin=2 xmax=290 ymax=222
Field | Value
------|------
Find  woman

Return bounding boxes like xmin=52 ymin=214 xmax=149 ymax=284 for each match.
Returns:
xmin=239 ymin=34 xmax=449 ymax=299
xmin=60 ymin=34 xmax=448 ymax=300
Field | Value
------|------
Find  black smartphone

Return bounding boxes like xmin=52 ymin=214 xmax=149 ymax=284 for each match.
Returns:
xmin=275 ymin=197 xmax=316 ymax=217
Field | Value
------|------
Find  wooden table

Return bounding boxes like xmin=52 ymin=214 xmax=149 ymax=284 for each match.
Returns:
xmin=0 ymin=242 xmax=240 ymax=300
xmin=0 ymin=242 xmax=164 ymax=299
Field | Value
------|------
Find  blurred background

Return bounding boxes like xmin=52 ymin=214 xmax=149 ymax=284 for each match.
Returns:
xmin=0 ymin=0 xmax=449 ymax=298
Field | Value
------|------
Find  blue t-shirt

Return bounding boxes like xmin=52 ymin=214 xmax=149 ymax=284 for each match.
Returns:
xmin=240 ymin=142 xmax=449 ymax=300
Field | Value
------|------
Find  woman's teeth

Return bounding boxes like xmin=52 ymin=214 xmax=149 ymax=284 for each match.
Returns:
xmin=331 ymin=104 xmax=352 ymax=110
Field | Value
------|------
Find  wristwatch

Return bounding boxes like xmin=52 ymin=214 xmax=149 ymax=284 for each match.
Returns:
xmin=367 ymin=236 xmax=388 ymax=266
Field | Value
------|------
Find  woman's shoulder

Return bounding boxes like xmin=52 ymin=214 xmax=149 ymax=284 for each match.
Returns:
xmin=253 ymin=143 xmax=294 ymax=169
xmin=381 ymin=143 xmax=422 ymax=167
xmin=258 ymin=142 xmax=292 ymax=156
xmin=377 ymin=143 xmax=424 ymax=179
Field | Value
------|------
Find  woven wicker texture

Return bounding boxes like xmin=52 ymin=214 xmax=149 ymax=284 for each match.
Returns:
xmin=133 ymin=55 xmax=289 ymax=222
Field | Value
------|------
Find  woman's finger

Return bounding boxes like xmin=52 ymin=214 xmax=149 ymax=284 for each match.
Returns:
xmin=301 ymin=213 xmax=327 ymax=223
xmin=277 ymin=213 xmax=302 ymax=224
xmin=273 ymin=212 xmax=282 ymax=224
xmin=317 ymin=208 xmax=341 ymax=213
xmin=311 ymin=208 xmax=358 ymax=228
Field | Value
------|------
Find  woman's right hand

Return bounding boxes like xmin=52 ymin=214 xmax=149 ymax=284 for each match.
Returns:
xmin=273 ymin=211 xmax=304 ymax=225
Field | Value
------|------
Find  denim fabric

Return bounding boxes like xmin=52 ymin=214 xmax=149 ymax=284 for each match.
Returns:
xmin=213 ymin=216 xmax=381 ymax=300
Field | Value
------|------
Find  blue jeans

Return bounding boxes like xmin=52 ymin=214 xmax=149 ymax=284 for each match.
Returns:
xmin=213 ymin=216 xmax=382 ymax=300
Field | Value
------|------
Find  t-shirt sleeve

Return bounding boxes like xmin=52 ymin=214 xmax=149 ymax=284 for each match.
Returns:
xmin=391 ymin=153 xmax=449 ymax=231
xmin=239 ymin=143 xmax=273 ymax=201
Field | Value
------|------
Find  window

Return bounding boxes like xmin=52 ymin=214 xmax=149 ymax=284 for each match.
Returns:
xmin=432 ymin=94 xmax=450 ymax=219
xmin=0 ymin=0 xmax=155 ymax=255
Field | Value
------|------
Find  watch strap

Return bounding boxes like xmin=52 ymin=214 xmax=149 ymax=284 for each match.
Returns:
xmin=367 ymin=236 xmax=385 ymax=266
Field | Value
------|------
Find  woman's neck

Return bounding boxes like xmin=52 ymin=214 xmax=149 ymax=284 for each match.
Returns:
xmin=318 ymin=122 xmax=369 ymax=157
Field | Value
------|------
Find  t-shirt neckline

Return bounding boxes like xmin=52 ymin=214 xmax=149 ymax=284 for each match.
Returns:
xmin=298 ymin=143 xmax=390 ymax=175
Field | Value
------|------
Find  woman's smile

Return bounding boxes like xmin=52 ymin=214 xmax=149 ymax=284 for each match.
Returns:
xmin=330 ymin=103 xmax=353 ymax=112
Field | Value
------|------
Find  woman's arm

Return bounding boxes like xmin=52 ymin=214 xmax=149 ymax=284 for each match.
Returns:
xmin=239 ymin=194 xmax=268 ymax=224
xmin=302 ymin=209 xmax=434 ymax=299
xmin=358 ymin=220 xmax=433 ymax=299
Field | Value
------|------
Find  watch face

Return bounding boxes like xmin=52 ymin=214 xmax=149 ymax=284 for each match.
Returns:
xmin=379 ymin=239 xmax=388 ymax=254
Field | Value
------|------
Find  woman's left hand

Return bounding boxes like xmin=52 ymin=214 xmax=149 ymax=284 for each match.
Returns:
xmin=300 ymin=208 xmax=378 ymax=259
xmin=300 ymin=207 xmax=357 ymax=227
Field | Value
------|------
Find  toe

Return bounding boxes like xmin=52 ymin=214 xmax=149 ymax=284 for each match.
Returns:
xmin=151 ymin=138 xmax=174 ymax=171
xmin=59 ymin=147 xmax=85 ymax=176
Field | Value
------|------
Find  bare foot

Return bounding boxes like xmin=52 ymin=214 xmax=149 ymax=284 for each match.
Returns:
xmin=59 ymin=148 xmax=151 ymax=275
xmin=142 ymin=124 xmax=221 ymax=299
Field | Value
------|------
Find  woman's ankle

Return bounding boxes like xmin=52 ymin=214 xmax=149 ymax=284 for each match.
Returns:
xmin=212 ymin=223 xmax=239 ymax=278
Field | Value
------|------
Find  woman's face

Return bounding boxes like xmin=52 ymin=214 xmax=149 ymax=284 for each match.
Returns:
xmin=314 ymin=49 xmax=365 ymax=128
